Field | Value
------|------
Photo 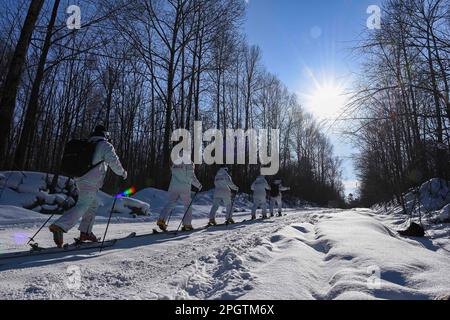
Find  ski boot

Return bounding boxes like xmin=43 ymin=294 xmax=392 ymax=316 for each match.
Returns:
xmin=226 ymin=218 xmax=236 ymax=225
xmin=277 ymin=212 xmax=283 ymax=217
xmin=49 ymin=224 xmax=64 ymax=248
xmin=270 ymin=213 xmax=275 ymax=218
xmin=157 ymin=219 xmax=168 ymax=232
xmin=251 ymin=215 xmax=256 ymax=221
xmin=208 ymin=219 xmax=218 ymax=227
xmin=262 ymin=215 xmax=269 ymax=220
xmin=79 ymin=232 xmax=100 ymax=243
xmin=181 ymin=225 xmax=194 ymax=232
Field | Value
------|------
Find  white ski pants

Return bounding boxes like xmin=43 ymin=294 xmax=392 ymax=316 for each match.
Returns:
xmin=209 ymin=196 xmax=233 ymax=220
xmin=252 ymin=197 xmax=267 ymax=217
xmin=270 ymin=196 xmax=283 ymax=215
xmin=159 ymin=190 xmax=193 ymax=226
xmin=54 ymin=182 xmax=98 ymax=234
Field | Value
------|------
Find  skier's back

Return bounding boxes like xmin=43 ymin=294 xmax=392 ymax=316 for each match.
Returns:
xmin=251 ymin=176 xmax=271 ymax=220
xmin=49 ymin=126 xmax=127 ymax=248
xmin=209 ymin=167 xmax=239 ymax=225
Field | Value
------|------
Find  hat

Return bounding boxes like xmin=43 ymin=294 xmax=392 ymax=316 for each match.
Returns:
xmin=92 ymin=125 xmax=110 ymax=138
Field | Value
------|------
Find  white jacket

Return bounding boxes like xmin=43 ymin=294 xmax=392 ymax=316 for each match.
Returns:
xmin=78 ymin=136 xmax=126 ymax=189
xmin=214 ymin=168 xmax=238 ymax=198
xmin=169 ymin=163 xmax=202 ymax=193
xmin=251 ymin=176 xmax=271 ymax=200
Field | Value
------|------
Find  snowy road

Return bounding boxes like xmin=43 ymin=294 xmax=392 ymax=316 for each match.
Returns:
xmin=1 ymin=208 xmax=450 ymax=300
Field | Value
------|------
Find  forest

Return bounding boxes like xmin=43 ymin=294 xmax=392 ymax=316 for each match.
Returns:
xmin=345 ymin=0 xmax=449 ymax=208
xmin=0 ymin=0 xmax=345 ymax=206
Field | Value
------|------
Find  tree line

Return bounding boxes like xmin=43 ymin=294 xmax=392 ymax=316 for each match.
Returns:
xmin=0 ymin=0 xmax=344 ymax=206
xmin=346 ymin=0 xmax=449 ymax=208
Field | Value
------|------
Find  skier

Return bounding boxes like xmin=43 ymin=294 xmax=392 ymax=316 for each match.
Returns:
xmin=251 ymin=175 xmax=271 ymax=220
xmin=208 ymin=167 xmax=239 ymax=226
xmin=157 ymin=162 xmax=202 ymax=232
xmin=49 ymin=125 xmax=127 ymax=248
xmin=269 ymin=179 xmax=290 ymax=217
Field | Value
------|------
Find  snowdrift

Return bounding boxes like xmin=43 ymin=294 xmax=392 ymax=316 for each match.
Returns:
xmin=0 ymin=172 xmax=77 ymax=215
xmin=374 ymin=178 xmax=450 ymax=223
xmin=241 ymin=210 xmax=450 ymax=300
xmin=0 ymin=172 xmax=153 ymax=219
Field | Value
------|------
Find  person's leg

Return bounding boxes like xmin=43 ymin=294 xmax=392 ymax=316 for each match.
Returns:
xmin=270 ymin=197 xmax=275 ymax=216
xmin=181 ymin=192 xmax=193 ymax=226
xmin=252 ymin=198 xmax=258 ymax=217
xmin=261 ymin=199 xmax=268 ymax=218
xmin=277 ymin=196 xmax=283 ymax=215
xmin=224 ymin=197 xmax=233 ymax=220
xmin=78 ymin=194 xmax=98 ymax=234
xmin=53 ymin=185 xmax=94 ymax=233
xmin=159 ymin=192 xmax=179 ymax=222
xmin=209 ymin=198 xmax=221 ymax=220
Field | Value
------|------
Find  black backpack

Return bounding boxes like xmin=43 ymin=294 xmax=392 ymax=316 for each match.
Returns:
xmin=270 ymin=183 xmax=280 ymax=197
xmin=61 ymin=139 xmax=103 ymax=178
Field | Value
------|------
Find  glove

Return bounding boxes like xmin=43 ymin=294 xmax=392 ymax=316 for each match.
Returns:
xmin=122 ymin=171 xmax=128 ymax=180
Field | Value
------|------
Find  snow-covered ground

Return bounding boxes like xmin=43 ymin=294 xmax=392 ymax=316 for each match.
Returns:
xmin=1 ymin=174 xmax=450 ymax=300
xmin=1 ymin=205 xmax=450 ymax=300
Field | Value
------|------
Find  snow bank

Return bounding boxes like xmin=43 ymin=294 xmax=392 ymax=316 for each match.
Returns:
xmin=242 ymin=211 xmax=450 ymax=300
xmin=0 ymin=206 xmax=48 ymax=226
xmin=375 ymin=178 xmax=450 ymax=224
xmin=114 ymin=197 xmax=151 ymax=216
xmin=439 ymin=204 xmax=450 ymax=222
xmin=0 ymin=172 xmax=77 ymax=215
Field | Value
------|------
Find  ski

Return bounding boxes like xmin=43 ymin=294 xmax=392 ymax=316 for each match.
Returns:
xmin=150 ymin=226 xmax=208 ymax=236
xmin=148 ymin=218 xmax=251 ymax=236
xmin=0 ymin=232 xmax=136 ymax=262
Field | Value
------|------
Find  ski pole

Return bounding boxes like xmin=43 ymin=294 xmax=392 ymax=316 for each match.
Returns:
xmin=100 ymin=196 xmax=118 ymax=253
xmin=100 ymin=186 xmax=136 ymax=252
xmin=27 ymin=196 xmax=71 ymax=245
xmin=174 ymin=190 xmax=200 ymax=235
xmin=28 ymin=214 xmax=55 ymax=245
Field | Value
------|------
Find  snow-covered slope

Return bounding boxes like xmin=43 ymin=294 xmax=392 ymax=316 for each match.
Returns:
xmin=1 ymin=208 xmax=450 ymax=300
xmin=373 ymin=178 xmax=450 ymax=222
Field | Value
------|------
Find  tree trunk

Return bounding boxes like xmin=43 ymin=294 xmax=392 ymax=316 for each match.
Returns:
xmin=0 ymin=0 xmax=45 ymax=166
xmin=14 ymin=0 xmax=61 ymax=169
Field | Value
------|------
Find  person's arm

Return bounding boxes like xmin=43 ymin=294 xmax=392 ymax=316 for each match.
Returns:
xmin=226 ymin=173 xmax=239 ymax=191
xmin=191 ymin=171 xmax=202 ymax=190
xmin=251 ymin=181 xmax=256 ymax=191
xmin=102 ymin=142 xmax=126 ymax=177
xmin=280 ymin=186 xmax=290 ymax=192
xmin=265 ymin=181 xmax=271 ymax=190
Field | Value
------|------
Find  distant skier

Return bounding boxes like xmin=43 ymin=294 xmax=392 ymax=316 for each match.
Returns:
xmin=157 ymin=162 xmax=202 ymax=232
xmin=251 ymin=176 xmax=271 ymax=220
xmin=269 ymin=179 xmax=290 ymax=217
xmin=49 ymin=125 xmax=127 ymax=248
xmin=208 ymin=167 xmax=239 ymax=226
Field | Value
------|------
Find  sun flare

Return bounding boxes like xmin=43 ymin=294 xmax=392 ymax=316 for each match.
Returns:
xmin=305 ymin=81 xmax=347 ymax=119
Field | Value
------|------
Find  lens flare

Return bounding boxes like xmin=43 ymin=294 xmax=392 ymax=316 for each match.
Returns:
xmin=115 ymin=187 xmax=136 ymax=199
xmin=14 ymin=232 xmax=29 ymax=245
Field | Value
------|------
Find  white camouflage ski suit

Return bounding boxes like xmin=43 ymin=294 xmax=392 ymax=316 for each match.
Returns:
xmin=159 ymin=164 xmax=202 ymax=226
xmin=209 ymin=168 xmax=239 ymax=220
xmin=251 ymin=176 xmax=271 ymax=217
xmin=54 ymin=136 xmax=126 ymax=234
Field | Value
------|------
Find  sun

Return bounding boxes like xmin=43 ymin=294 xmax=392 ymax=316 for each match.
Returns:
xmin=305 ymin=81 xmax=347 ymax=119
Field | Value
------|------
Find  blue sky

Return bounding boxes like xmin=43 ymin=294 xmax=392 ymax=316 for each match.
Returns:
xmin=244 ymin=0 xmax=382 ymax=195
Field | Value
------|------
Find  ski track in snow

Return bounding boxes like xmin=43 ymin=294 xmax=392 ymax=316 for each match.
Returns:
xmin=1 ymin=209 xmax=450 ymax=300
